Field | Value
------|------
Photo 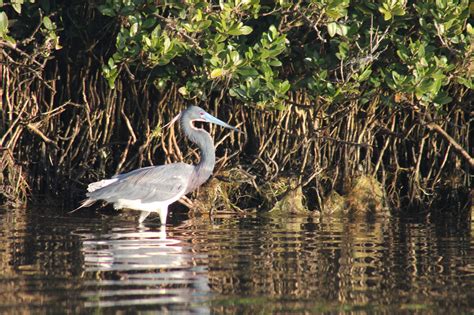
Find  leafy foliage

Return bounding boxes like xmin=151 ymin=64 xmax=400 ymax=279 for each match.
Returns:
xmin=1 ymin=0 xmax=472 ymax=109
xmin=93 ymin=0 xmax=472 ymax=110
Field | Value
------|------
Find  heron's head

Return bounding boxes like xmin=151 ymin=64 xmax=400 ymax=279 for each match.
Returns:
xmin=181 ymin=106 xmax=241 ymax=132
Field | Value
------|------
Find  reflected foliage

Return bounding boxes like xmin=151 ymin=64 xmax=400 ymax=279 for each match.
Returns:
xmin=0 ymin=207 xmax=473 ymax=313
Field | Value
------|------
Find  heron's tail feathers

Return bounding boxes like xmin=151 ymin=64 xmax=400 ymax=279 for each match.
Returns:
xmin=69 ymin=199 xmax=96 ymax=214
xmin=87 ymin=178 xmax=118 ymax=193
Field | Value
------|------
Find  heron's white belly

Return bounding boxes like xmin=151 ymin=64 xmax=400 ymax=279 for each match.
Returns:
xmin=113 ymin=198 xmax=176 ymax=212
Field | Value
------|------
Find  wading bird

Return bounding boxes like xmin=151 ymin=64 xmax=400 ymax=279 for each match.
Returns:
xmin=76 ymin=106 xmax=240 ymax=225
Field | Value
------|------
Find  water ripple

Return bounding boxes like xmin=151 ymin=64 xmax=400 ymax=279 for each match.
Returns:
xmin=0 ymin=207 xmax=473 ymax=313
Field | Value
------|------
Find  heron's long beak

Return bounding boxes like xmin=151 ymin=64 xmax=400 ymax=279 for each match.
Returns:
xmin=204 ymin=113 xmax=241 ymax=133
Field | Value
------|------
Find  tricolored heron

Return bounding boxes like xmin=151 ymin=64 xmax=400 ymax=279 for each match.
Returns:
xmin=77 ymin=106 xmax=240 ymax=225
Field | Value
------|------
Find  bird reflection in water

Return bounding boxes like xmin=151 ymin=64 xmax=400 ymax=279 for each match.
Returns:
xmin=74 ymin=223 xmax=211 ymax=310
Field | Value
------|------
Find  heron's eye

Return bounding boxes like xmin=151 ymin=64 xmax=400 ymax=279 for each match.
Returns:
xmin=199 ymin=112 xmax=205 ymax=116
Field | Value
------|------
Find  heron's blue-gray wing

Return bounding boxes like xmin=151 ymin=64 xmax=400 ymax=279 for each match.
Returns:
xmin=87 ymin=163 xmax=194 ymax=203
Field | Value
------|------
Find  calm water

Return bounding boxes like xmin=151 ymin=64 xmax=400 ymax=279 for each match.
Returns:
xmin=0 ymin=207 xmax=472 ymax=314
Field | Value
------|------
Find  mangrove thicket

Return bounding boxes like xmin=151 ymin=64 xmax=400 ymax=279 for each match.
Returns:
xmin=1 ymin=0 xmax=472 ymax=215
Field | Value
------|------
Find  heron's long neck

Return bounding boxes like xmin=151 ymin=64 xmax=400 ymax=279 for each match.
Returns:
xmin=182 ymin=122 xmax=215 ymax=190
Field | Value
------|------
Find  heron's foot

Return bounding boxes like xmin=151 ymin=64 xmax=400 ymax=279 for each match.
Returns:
xmin=138 ymin=211 xmax=151 ymax=223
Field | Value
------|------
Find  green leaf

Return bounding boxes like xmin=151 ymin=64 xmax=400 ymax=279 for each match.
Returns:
xmin=130 ymin=23 xmax=138 ymax=36
xmin=239 ymin=25 xmax=253 ymax=35
xmin=396 ymin=47 xmax=409 ymax=63
xmin=163 ymin=35 xmax=171 ymax=52
xmin=435 ymin=0 xmax=447 ymax=9
xmin=457 ymin=77 xmax=474 ymax=89
xmin=392 ymin=71 xmax=406 ymax=86
xmin=182 ymin=23 xmax=195 ymax=33
xmin=379 ymin=7 xmax=391 ymax=20
xmin=268 ymin=25 xmax=278 ymax=37
xmin=210 ymin=68 xmax=224 ymax=78
xmin=12 ymin=0 xmax=23 ymax=14
xmin=358 ymin=67 xmax=372 ymax=82
xmin=178 ymin=86 xmax=188 ymax=96
xmin=230 ymin=51 xmax=240 ymax=64
xmin=199 ymin=20 xmax=212 ymax=30
xmin=143 ymin=36 xmax=151 ymax=47
xmin=336 ymin=42 xmax=349 ymax=60
xmin=43 ymin=16 xmax=53 ymax=30
xmin=269 ymin=59 xmax=282 ymax=67
xmin=432 ymin=92 xmax=452 ymax=105
xmin=228 ymin=24 xmax=253 ymax=36
xmin=417 ymin=79 xmax=433 ymax=93
xmin=279 ymin=80 xmax=291 ymax=94
xmin=337 ymin=24 xmax=348 ymax=36
xmin=467 ymin=23 xmax=474 ymax=35
xmin=107 ymin=57 xmax=116 ymax=68
xmin=327 ymin=22 xmax=337 ymax=37
xmin=142 ymin=18 xmax=155 ymax=29
xmin=209 ymin=56 xmax=220 ymax=67
xmin=273 ymin=102 xmax=286 ymax=110
xmin=392 ymin=7 xmax=405 ymax=17
xmin=237 ymin=67 xmax=259 ymax=77
xmin=99 ymin=7 xmax=115 ymax=17
xmin=0 ymin=12 xmax=8 ymax=36
xmin=103 ymin=65 xmax=118 ymax=89
xmin=370 ymin=76 xmax=381 ymax=87
xmin=229 ymin=87 xmax=247 ymax=99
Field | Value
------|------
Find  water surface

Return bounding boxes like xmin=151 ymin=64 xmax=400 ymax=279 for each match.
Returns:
xmin=0 ymin=207 xmax=472 ymax=313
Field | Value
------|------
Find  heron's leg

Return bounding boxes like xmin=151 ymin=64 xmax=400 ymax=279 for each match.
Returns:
xmin=158 ymin=225 xmax=167 ymax=239
xmin=159 ymin=207 xmax=168 ymax=225
xmin=138 ymin=211 xmax=151 ymax=223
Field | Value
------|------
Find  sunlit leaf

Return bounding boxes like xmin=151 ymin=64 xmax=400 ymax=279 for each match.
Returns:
xmin=210 ymin=68 xmax=224 ymax=78
xmin=337 ymin=24 xmax=348 ymax=36
xmin=178 ymin=86 xmax=188 ymax=95
xmin=43 ymin=16 xmax=53 ymax=30
xmin=0 ymin=12 xmax=8 ymax=36
xmin=12 ymin=0 xmax=23 ymax=14
xmin=239 ymin=26 xmax=253 ymax=35
xmin=269 ymin=59 xmax=282 ymax=67
xmin=327 ymin=22 xmax=337 ymax=37
xmin=467 ymin=23 xmax=474 ymax=35
xmin=130 ymin=23 xmax=138 ymax=36
xmin=163 ymin=35 xmax=171 ymax=52
xmin=228 ymin=25 xmax=253 ymax=36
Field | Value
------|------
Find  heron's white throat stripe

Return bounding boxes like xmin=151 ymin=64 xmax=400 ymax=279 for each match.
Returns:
xmin=191 ymin=118 xmax=206 ymax=130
